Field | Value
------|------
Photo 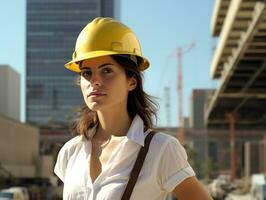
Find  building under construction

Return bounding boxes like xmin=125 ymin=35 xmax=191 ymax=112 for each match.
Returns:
xmin=157 ymin=88 xmax=265 ymax=180
xmin=205 ymin=0 xmax=266 ymax=179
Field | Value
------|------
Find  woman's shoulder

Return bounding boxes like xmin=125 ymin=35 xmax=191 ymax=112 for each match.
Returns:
xmin=151 ymin=131 xmax=180 ymax=146
xmin=150 ymin=131 xmax=186 ymax=157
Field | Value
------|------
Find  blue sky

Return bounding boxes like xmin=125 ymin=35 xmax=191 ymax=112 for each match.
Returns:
xmin=0 ymin=0 xmax=218 ymax=126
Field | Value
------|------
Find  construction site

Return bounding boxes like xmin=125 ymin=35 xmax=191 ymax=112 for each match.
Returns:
xmin=1 ymin=0 xmax=266 ymax=199
xmin=158 ymin=0 xmax=266 ymax=199
xmin=203 ymin=0 xmax=266 ymax=199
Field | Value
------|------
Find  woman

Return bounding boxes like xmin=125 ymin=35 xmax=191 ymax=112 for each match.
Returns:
xmin=54 ymin=17 xmax=213 ymax=200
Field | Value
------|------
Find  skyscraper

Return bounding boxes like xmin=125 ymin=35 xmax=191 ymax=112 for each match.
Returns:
xmin=26 ymin=0 xmax=119 ymax=127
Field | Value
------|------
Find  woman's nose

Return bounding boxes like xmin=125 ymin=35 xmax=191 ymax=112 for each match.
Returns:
xmin=90 ymin=73 xmax=101 ymax=87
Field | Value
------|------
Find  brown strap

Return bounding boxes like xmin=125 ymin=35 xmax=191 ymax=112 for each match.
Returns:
xmin=121 ymin=131 xmax=156 ymax=200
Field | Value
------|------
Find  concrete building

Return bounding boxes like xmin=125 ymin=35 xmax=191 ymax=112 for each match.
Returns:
xmin=189 ymin=89 xmax=214 ymax=129
xmin=206 ymin=0 xmax=266 ymax=129
xmin=188 ymin=89 xmax=215 ymax=167
xmin=0 ymin=65 xmax=54 ymax=179
xmin=0 ymin=65 xmax=20 ymax=121
xmin=0 ymin=115 xmax=55 ymax=180
xmin=205 ymin=0 xmax=266 ymax=179
xmin=0 ymin=115 xmax=39 ymax=178
xmin=26 ymin=0 xmax=120 ymax=127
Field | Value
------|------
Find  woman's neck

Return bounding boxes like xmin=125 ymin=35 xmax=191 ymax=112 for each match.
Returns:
xmin=96 ymin=107 xmax=132 ymax=138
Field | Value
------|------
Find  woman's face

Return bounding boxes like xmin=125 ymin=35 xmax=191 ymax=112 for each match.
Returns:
xmin=79 ymin=55 xmax=137 ymax=112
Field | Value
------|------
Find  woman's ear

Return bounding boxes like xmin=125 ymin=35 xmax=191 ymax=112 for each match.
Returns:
xmin=128 ymin=76 xmax=137 ymax=91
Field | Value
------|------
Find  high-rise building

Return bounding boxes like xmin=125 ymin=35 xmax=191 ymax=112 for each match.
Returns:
xmin=0 ymin=65 xmax=20 ymax=121
xmin=189 ymin=89 xmax=214 ymax=129
xmin=26 ymin=0 xmax=119 ymax=127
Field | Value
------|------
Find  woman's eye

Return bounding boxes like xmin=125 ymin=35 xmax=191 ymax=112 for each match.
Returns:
xmin=102 ymin=68 xmax=112 ymax=74
xmin=81 ymin=70 xmax=92 ymax=77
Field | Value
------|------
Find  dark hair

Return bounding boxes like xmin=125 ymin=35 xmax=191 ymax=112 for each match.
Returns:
xmin=72 ymin=55 xmax=158 ymax=139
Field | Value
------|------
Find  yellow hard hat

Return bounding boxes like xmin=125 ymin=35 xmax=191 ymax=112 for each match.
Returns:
xmin=65 ymin=17 xmax=150 ymax=72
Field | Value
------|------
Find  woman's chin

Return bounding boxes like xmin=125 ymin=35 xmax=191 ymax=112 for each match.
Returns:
xmin=87 ymin=102 xmax=104 ymax=111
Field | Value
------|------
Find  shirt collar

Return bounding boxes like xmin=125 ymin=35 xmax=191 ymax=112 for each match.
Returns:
xmin=126 ymin=115 xmax=145 ymax=146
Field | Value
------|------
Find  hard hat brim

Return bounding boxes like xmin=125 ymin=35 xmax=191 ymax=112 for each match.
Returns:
xmin=65 ymin=50 xmax=150 ymax=72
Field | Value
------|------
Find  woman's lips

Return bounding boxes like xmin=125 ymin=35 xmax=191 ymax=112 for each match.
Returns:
xmin=90 ymin=94 xmax=105 ymax=97
xmin=88 ymin=91 xmax=106 ymax=97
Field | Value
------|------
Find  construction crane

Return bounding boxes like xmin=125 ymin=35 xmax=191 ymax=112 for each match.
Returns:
xmin=176 ymin=42 xmax=195 ymax=143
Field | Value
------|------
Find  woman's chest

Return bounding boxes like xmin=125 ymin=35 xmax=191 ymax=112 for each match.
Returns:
xmin=64 ymin=162 xmax=159 ymax=200
xmin=98 ymin=137 xmax=124 ymax=168
xmin=63 ymin=141 xmax=161 ymax=199
xmin=90 ymin=138 xmax=122 ymax=183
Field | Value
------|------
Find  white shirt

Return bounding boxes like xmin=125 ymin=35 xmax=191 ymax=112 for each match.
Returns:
xmin=54 ymin=115 xmax=195 ymax=200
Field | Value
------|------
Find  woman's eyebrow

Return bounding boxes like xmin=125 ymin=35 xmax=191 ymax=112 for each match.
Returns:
xmin=81 ymin=63 xmax=114 ymax=69
xmin=99 ymin=63 xmax=114 ymax=68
